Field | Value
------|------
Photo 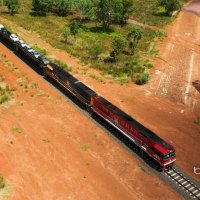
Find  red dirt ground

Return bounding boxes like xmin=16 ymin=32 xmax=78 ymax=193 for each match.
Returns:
xmin=0 ymin=47 xmax=181 ymax=199
xmin=0 ymin=1 xmax=200 ymax=198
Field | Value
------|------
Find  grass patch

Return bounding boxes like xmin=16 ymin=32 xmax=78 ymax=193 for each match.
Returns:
xmin=0 ymin=176 xmax=5 ymax=189
xmin=0 ymin=75 xmax=13 ymax=105
xmin=131 ymin=0 xmax=188 ymax=26
xmin=82 ymin=143 xmax=89 ymax=151
xmin=53 ymin=59 xmax=72 ymax=71
xmin=194 ymin=116 xmax=200 ymax=125
xmin=88 ymin=73 xmax=105 ymax=83
xmin=12 ymin=127 xmax=22 ymax=134
xmin=31 ymin=44 xmax=47 ymax=55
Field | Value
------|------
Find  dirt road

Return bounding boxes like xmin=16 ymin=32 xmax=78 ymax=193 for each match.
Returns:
xmin=147 ymin=0 xmax=200 ymax=113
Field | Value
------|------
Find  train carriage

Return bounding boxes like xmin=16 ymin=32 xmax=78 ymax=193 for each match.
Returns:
xmin=44 ymin=63 xmax=97 ymax=110
xmin=92 ymin=96 xmax=176 ymax=170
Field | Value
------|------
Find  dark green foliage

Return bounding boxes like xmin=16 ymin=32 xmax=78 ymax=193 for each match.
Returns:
xmin=97 ymin=0 xmax=134 ymax=31
xmin=73 ymin=0 xmax=98 ymax=22
xmin=127 ymin=27 xmax=142 ymax=55
xmin=110 ymin=34 xmax=127 ymax=61
xmin=97 ymin=0 xmax=116 ymax=31
xmin=5 ymin=0 xmax=20 ymax=15
xmin=32 ymin=0 xmax=52 ymax=15
xmin=157 ymin=0 xmax=181 ymax=15
xmin=89 ymin=42 xmax=104 ymax=59
xmin=53 ymin=0 xmax=70 ymax=16
xmin=135 ymin=73 xmax=150 ymax=85
xmin=120 ymin=0 xmax=135 ymax=24
xmin=0 ymin=176 xmax=5 ymax=189
xmin=69 ymin=20 xmax=79 ymax=37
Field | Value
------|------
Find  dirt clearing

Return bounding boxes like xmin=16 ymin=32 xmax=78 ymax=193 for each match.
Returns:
xmin=0 ymin=45 xmax=180 ymax=199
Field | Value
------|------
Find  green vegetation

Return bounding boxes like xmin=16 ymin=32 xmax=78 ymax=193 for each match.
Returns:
xmin=0 ymin=0 xmax=186 ymax=84
xmin=5 ymin=0 xmax=20 ymax=15
xmin=12 ymin=127 xmax=23 ymax=133
xmin=157 ymin=0 xmax=181 ymax=15
xmin=82 ymin=143 xmax=89 ymax=151
xmin=131 ymin=0 xmax=187 ymax=26
xmin=0 ymin=75 xmax=13 ymax=104
xmin=194 ymin=116 xmax=200 ymax=125
xmin=0 ymin=176 xmax=5 ymax=189
xmin=31 ymin=44 xmax=47 ymax=55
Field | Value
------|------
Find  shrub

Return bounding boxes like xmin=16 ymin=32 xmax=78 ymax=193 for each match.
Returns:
xmin=135 ymin=73 xmax=149 ymax=85
xmin=88 ymin=43 xmax=104 ymax=59
xmin=0 ymin=176 xmax=5 ymax=189
xmin=0 ymin=95 xmax=9 ymax=104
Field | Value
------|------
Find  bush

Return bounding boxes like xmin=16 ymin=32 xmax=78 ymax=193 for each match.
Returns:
xmin=0 ymin=176 xmax=5 ymax=189
xmin=157 ymin=0 xmax=181 ymax=15
xmin=0 ymin=95 xmax=9 ymax=104
xmin=88 ymin=43 xmax=104 ymax=59
xmin=135 ymin=73 xmax=149 ymax=85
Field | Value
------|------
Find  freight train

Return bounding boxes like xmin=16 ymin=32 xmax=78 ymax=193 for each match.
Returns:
xmin=0 ymin=24 xmax=176 ymax=171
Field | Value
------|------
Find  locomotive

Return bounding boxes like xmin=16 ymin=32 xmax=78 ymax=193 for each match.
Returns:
xmin=0 ymin=24 xmax=176 ymax=171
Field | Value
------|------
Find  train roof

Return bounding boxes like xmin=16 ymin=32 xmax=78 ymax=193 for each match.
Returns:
xmin=97 ymin=96 xmax=173 ymax=151
xmin=50 ymin=63 xmax=96 ymax=97
xmin=50 ymin=63 xmax=78 ymax=82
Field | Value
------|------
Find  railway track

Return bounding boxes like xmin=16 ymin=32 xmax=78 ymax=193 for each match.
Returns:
xmin=164 ymin=167 xmax=200 ymax=200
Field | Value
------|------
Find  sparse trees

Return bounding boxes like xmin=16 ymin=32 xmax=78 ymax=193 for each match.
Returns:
xmin=32 ymin=0 xmax=52 ymax=15
xmin=5 ymin=0 xmax=20 ymax=15
xmin=157 ymin=0 xmax=181 ymax=15
xmin=97 ymin=0 xmax=118 ymax=31
xmin=120 ymin=0 xmax=134 ymax=24
xmin=110 ymin=34 xmax=127 ymax=61
xmin=53 ymin=0 xmax=70 ymax=16
xmin=127 ymin=27 xmax=142 ymax=55
xmin=74 ymin=0 xmax=98 ymax=23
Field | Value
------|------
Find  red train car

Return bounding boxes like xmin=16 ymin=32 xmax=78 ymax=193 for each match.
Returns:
xmin=92 ymin=96 xmax=176 ymax=170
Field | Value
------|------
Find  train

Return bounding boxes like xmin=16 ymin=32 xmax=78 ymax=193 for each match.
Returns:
xmin=0 ymin=24 xmax=176 ymax=171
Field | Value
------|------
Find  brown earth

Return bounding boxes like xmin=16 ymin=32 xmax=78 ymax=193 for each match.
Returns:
xmin=147 ymin=0 xmax=200 ymax=113
xmin=0 ymin=1 xmax=200 ymax=199
xmin=0 ymin=46 xmax=181 ymax=199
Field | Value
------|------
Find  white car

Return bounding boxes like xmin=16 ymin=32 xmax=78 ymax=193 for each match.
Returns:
xmin=31 ymin=51 xmax=40 ymax=58
xmin=10 ymin=34 xmax=19 ymax=42
xmin=0 ymin=24 xmax=4 ymax=30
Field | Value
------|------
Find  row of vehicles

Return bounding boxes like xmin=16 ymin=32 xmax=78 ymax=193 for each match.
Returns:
xmin=0 ymin=24 xmax=176 ymax=171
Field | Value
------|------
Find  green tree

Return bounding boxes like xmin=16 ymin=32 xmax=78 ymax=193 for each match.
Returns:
xmin=62 ymin=27 xmax=70 ymax=43
xmin=157 ymin=0 xmax=181 ymax=15
xmin=127 ymin=27 xmax=142 ymax=55
xmin=53 ymin=0 xmax=70 ymax=16
xmin=32 ymin=0 xmax=52 ymax=15
xmin=69 ymin=20 xmax=79 ymax=38
xmin=74 ymin=0 xmax=98 ymax=23
xmin=135 ymin=73 xmax=149 ymax=85
xmin=5 ymin=0 xmax=20 ymax=15
xmin=110 ymin=34 xmax=127 ymax=61
xmin=89 ymin=42 xmax=104 ymax=59
xmin=97 ymin=0 xmax=120 ymax=31
xmin=120 ymin=0 xmax=134 ymax=24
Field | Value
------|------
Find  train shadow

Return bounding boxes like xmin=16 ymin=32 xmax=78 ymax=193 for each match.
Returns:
xmin=91 ymin=112 xmax=162 ymax=172
xmin=0 ymin=38 xmax=44 ymax=76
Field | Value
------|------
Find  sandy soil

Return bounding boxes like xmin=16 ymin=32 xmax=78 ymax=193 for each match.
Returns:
xmin=0 ymin=2 xmax=199 ymax=198
xmin=147 ymin=0 xmax=200 ymax=113
xmin=0 ymin=46 xmax=181 ymax=200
